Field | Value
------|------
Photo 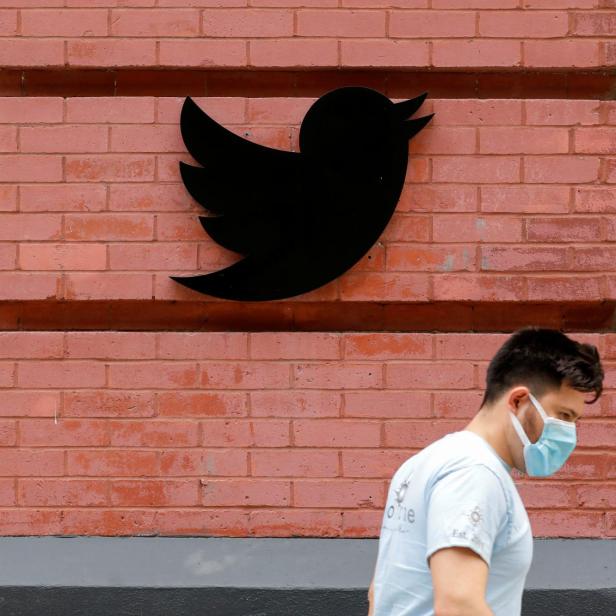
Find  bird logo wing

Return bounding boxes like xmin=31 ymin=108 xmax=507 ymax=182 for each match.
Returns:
xmin=178 ymin=96 xmax=304 ymax=256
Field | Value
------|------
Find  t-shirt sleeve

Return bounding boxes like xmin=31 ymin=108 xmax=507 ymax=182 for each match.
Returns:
xmin=425 ymin=463 xmax=508 ymax=569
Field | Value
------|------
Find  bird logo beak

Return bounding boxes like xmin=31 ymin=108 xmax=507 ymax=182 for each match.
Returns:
xmin=394 ymin=91 xmax=435 ymax=140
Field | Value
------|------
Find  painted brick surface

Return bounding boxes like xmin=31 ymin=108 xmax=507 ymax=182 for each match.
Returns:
xmin=0 ymin=4 xmax=614 ymax=69
xmin=1 ymin=97 xmax=616 ymax=303
xmin=0 ymin=331 xmax=613 ymax=537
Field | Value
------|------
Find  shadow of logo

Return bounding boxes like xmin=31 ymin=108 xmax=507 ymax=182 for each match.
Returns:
xmin=171 ymin=86 xmax=434 ymax=301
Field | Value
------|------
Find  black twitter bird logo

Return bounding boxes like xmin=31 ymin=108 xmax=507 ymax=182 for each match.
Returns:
xmin=170 ymin=86 xmax=434 ymax=301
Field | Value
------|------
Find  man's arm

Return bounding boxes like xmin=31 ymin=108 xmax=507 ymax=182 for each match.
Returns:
xmin=429 ymin=547 xmax=494 ymax=616
xmin=367 ymin=577 xmax=374 ymax=616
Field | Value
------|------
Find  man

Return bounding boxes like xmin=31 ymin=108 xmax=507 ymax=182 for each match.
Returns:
xmin=367 ymin=327 xmax=604 ymax=616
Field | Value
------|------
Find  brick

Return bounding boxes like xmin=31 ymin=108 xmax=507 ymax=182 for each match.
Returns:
xmin=203 ymin=8 xmax=293 ymax=36
xmin=252 ymin=450 xmax=339 ymax=477
xmin=249 ymin=509 xmax=342 ymax=537
xmin=159 ymin=390 xmax=247 ymax=420
xmin=59 ymin=510 xmax=156 ymax=537
xmin=526 ymin=216 xmax=603 ymax=242
xmin=0 ymin=99 xmax=63 ymax=126
xmin=0 ymin=450 xmax=63 ymax=476
xmin=0 ymin=10 xmax=17 ymax=35
xmin=0 ymin=39 xmax=64 ymax=67
xmin=0 ymin=155 xmax=62 ymax=182
xmin=0 ymin=126 xmax=16 ymax=152
xmin=397 ymin=185 xmax=477 ymax=213
xmin=341 ymin=509 xmax=382 ymax=536
xmin=17 ymin=361 xmax=105 ymax=388
xmin=247 ymin=98 xmax=312 ymax=125
xmin=481 ymin=185 xmax=570 ymax=213
xmin=20 ymin=184 xmax=107 ymax=212
xmin=380 ymin=214 xmax=432 ymax=242
xmin=433 ymin=214 xmax=524 ymax=242
xmin=110 ymin=125 xmax=182 ymax=153
xmin=65 ymin=214 xmax=154 ymax=241
xmin=293 ymin=479 xmax=384 ymax=508
xmin=109 ymin=185 xmax=191 ymax=213
xmin=160 ymin=449 xmax=248 ymax=476
xmin=343 ymin=333 xmax=432 ymax=360
xmin=156 ymin=510 xmax=249 ymax=537
xmin=390 ymin=10 xmax=474 ymax=37
xmin=21 ymin=9 xmax=108 ymax=36
xmin=479 ymin=10 xmax=567 ymax=37
xmin=528 ymin=510 xmax=604 ymax=537
xmin=250 ymin=332 xmax=340 ymax=360
xmin=572 ymin=12 xmax=616 ymax=35
xmin=574 ymin=128 xmax=616 ymax=154
xmin=433 ymin=40 xmax=521 ymax=67
xmin=201 ymin=478 xmax=290 ymax=506
xmin=481 ymin=245 xmax=569 ymax=271
xmin=524 ymin=156 xmax=599 ymax=183
xmin=0 ymin=186 xmax=16 ymax=211
xmin=524 ymin=40 xmax=601 ymax=68
xmin=63 ymin=391 xmax=155 ymax=418
xmin=528 ymin=276 xmax=603 ymax=301
xmin=65 ymin=155 xmax=155 ymax=181
xmin=109 ymin=420 xmax=200 ymax=447
xmin=201 ymin=419 xmax=290 ymax=447
xmin=0 ymin=391 xmax=60 ymax=418
xmin=386 ymin=361 xmax=474 ymax=389
xmin=20 ymin=243 xmax=107 ymax=270
xmin=20 ymin=418 xmax=108 ymax=446
xmin=0 ymin=273 xmax=59 ymax=300
xmin=64 ymin=273 xmax=152 ymax=300
xmin=433 ymin=156 xmax=520 ymax=183
xmin=293 ymin=362 xmax=382 ymax=389
xmin=66 ymin=97 xmax=155 ymax=123
xmin=159 ymin=333 xmax=248 ymax=359
xmin=434 ymin=391 xmax=486 ymax=417
xmin=67 ymin=39 xmax=156 ymax=67
xmin=251 ymin=391 xmax=341 ymax=418
xmin=5 ymin=340 xmax=48 ymax=363
xmin=525 ymin=100 xmax=601 ymax=126
xmin=430 ymin=99 xmax=522 ymax=126
xmin=250 ymin=39 xmax=338 ymax=67
xmin=110 ymin=9 xmax=200 ymax=36
xmin=111 ymin=479 xmax=199 ymax=506
xmin=159 ymin=39 xmax=247 ymax=67
xmin=66 ymin=450 xmax=159 ymax=476
xmin=199 ymin=361 xmax=290 ymax=389
xmin=297 ymin=9 xmax=386 ymax=36
xmin=432 ymin=273 xmax=526 ymax=301
xmin=384 ymin=420 xmax=465 ymax=447
xmin=158 ymin=97 xmax=246 ymax=124
xmin=108 ymin=361 xmax=198 ymax=389
xmin=109 ymin=243 xmax=197 ymax=270
xmin=0 ymin=214 xmax=61 ymax=240
xmin=293 ymin=419 xmax=381 ymax=447
xmin=409 ymin=127 xmax=475 ymax=155
xmin=342 ymin=449 xmax=412 ymax=477
xmin=18 ymin=479 xmax=107 ymax=506
xmin=339 ymin=272 xmax=430 ymax=301
xmin=386 ymin=244 xmax=476 ymax=272
xmin=479 ymin=127 xmax=568 ymax=154
xmin=0 ymin=510 xmax=62 ymax=535
xmin=340 ymin=39 xmax=429 ymax=67
xmin=344 ymin=391 xmax=432 ymax=418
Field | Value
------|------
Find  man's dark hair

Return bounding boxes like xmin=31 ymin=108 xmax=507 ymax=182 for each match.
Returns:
xmin=480 ymin=326 xmax=604 ymax=408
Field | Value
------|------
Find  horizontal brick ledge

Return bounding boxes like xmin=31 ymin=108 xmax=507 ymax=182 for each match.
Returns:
xmin=0 ymin=300 xmax=614 ymax=332
xmin=0 ymin=68 xmax=615 ymax=99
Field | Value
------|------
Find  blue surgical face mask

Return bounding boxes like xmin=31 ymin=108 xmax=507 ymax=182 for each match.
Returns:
xmin=509 ymin=392 xmax=577 ymax=477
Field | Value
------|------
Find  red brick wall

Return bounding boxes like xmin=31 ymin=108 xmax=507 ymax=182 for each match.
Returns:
xmin=1 ymin=1 xmax=615 ymax=538
xmin=2 ymin=331 xmax=615 ymax=537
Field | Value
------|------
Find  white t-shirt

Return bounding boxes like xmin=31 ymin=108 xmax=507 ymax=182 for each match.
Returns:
xmin=372 ymin=429 xmax=533 ymax=616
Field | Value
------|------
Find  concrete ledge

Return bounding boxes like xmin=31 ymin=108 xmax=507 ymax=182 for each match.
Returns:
xmin=0 ymin=537 xmax=613 ymax=615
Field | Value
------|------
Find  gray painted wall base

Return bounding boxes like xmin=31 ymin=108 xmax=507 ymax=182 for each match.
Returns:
xmin=0 ymin=537 xmax=613 ymax=615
